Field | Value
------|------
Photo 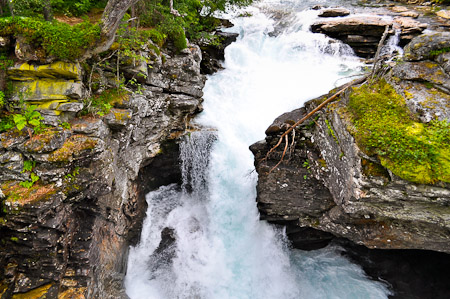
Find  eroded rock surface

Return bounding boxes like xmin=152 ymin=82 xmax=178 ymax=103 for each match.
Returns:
xmin=251 ymin=32 xmax=450 ymax=254
xmin=0 ymin=44 xmax=205 ymax=298
xmin=311 ymin=15 xmax=428 ymax=57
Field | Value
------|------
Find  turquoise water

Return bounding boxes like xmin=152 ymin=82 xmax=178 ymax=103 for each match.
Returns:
xmin=125 ymin=1 xmax=392 ymax=298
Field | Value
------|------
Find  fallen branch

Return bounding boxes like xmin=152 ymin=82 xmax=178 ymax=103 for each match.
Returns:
xmin=371 ymin=25 xmax=391 ymax=81
xmin=263 ymin=75 xmax=368 ymax=173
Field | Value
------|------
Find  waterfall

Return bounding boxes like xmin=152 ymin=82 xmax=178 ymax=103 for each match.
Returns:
xmin=381 ymin=27 xmax=404 ymax=58
xmin=125 ymin=1 xmax=392 ymax=298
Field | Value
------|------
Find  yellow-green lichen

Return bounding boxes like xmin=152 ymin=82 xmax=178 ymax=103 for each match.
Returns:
xmin=325 ymin=118 xmax=339 ymax=145
xmin=113 ymin=110 xmax=131 ymax=121
xmin=8 ymin=61 xmax=81 ymax=81
xmin=12 ymin=79 xmax=75 ymax=102
xmin=11 ymin=283 xmax=52 ymax=299
xmin=23 ymin=129 xmax=59 ymax=152
xmin=1 ymin=181 xmax=57 ymax=206
xmin=347 ymin=79 xmax=450 ymax=184
xmin=48 ymin=135 xmax=98 ymax=162
xmin=58 ymin=287 xmax=86 ymax=299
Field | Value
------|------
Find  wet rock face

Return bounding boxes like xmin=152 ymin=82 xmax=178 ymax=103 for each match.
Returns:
xmin=0 ymin=44 xmax=205 ymax=298
xmin=337 ymin=239 xmax=450 ymax=299
xmin=199 ymin=30 xmax=239 ymax=75
xmin=251 ymin=33 xmax=450 ymax=254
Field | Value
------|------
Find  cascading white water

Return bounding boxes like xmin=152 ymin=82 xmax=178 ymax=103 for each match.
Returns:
xmin=126 ymin=1 xmax=392 ymax=298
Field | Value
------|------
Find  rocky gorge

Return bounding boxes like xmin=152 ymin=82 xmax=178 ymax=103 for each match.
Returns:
xmin=251 ymin=2 xmax=450 ymax=298
xmin=0 ymin=0 xmax=449 ymax=298
xmin=0 ymin=24 xmax=239 ymax=296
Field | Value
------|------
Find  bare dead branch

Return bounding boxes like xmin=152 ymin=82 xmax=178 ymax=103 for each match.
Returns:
xmin=262 ymin=75 xmax=368 ymax=170
xmin=269 ymin=134 xmax=289 ymax=173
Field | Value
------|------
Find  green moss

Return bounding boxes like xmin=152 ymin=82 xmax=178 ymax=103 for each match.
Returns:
xmin=1 ymin=181 xmax=57 ymax=205
xmin=429 ymin=47 xmax=450 ymax=58
xmin=325 ymin=118 xmax=339 ymax=144
xmin=48 ymin=135 xmax=97 ymax=162
xmin=0 ymin=17 xmax=100 ymax=61
xmin=347 ymin=79 xmax=450 ymax=184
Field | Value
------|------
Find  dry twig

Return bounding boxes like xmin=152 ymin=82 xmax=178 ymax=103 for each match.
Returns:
xmin=263 ymin=75 xmax=368 ymax=173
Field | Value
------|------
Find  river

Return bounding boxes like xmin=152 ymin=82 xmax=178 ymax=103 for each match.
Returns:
xmin=125 ymin=0 xmax=392 ymax=298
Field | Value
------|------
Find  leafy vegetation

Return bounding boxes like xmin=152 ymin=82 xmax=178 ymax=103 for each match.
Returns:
xmin=20 ymin=160 xmax=40 ymax=188
xmin=429 ymin=47 xmax=450 ymax=58
xmin=83 ymin=88 xmax=129 ymax=116
xmin=347 ymin=79 xmax=450 ymax=184
xmin=0 ymin=91 xmax=4 ymax=109
xmin=134 ymin=0 xmax=253 ymax=50
xmin=0 ymin=17 xmax=101 ymax=60
xmin=0 ymin=101 xmax=45 ymax=134
xmin=1 ymin=0 xmax=108 ymax=17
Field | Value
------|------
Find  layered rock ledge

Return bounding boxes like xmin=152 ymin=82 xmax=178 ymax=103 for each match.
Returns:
xmin=311 ymin=14 xmax=428 ymax=57
xmin=0 ymin=42 xmax=206 ymax=298
xmin=251 ymin=32 xmax=450 ymax=254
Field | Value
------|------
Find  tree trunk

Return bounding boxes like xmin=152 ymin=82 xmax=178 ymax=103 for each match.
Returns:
xmin=42 ymin=0 xmax=53 ymax=21
xmin=7 ymin=0 xmax=13 ymax=17
xmin=100 ymin=0 xmax=140 ymax=50
xmin=170 ymin=0 xmax=181 ymax=16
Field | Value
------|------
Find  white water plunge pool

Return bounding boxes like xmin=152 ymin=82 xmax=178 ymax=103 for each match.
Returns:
xmin=125 ymin=1 xmax=392 ymax=298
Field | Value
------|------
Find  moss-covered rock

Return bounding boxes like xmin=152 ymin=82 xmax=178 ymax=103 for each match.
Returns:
xmin=347 ymin=79 xmax=450 ymax=184
xmin=47 ymin=134 xmax=100 ymax=163
xmin=404 ymin=32 xmax=450 ymax=61
xmin=1 ymin=180 xmax=57 ymax=206
xmin=7 ymin=61 xmax=82 ymax=81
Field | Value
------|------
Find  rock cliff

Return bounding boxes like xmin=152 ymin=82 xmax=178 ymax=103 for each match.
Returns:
xmin=0 ymin=39 xmax=207 ymax=297
xmin=251 ymin=31 xmax=450 ymax=253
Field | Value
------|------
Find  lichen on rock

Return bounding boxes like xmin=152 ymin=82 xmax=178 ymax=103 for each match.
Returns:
xmin=252 ymin=31 xmax=450 ymax=254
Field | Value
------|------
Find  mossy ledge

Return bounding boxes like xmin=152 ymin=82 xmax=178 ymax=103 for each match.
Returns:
xmin=346 ymin=79 xmax=450 ymax=184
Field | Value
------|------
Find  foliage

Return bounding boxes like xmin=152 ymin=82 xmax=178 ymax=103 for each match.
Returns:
xmin=135 ymin=0 xmax=253 ymax=49
xmin=0 ymin=102 xmax=45 ymax=134
xmin=0 ymin=17 xmax=101 ymax=60
xmin=347 ymin=79 xmax=450 ymax=184
xmin=429 ymin=47 xmax=450 ymax=58
xmin=4 ymin=0 xmax=108 ymax=17
xmin=0 ymin=52 xmax=13 ymax=70
xmin=0 ymin=91 xmax=4 ymax=109
xmin=19 ymin=160 xmax=40 ymax=188
xmin=19 ymin=172 xmax=40 ymax=188
xmin=84 ymin=88 xmax=129 ymax=116
xmin=16 ymin=105 xmax=44 ymax=132
xmin=22 ymin=160 xmax=36 ymax=173
xmin=12 ymin=105 xmax=43 ymax=131
xmin=60 ymin=121 xmax=71 ymax=130
xmin=64 ymin=166 xmax=80 ymax=180
xmin=0 ymin=114 xmax=14 ymax=132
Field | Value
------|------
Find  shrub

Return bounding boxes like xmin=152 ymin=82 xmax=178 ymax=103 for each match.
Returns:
xmin=0 ymin=17 xmax=101 ymax=60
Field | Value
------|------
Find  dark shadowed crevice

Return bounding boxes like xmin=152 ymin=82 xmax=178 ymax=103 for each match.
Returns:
xmin=128 ymin=139 xmax=182 ymax=246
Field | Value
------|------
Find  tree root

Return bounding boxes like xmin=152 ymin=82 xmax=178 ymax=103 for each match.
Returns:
xmin=262 ymin=75 xmax=368 ymax=174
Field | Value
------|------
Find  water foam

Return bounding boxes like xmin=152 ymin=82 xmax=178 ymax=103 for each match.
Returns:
xmin=126 ymin=1 xmax=391 ymax=298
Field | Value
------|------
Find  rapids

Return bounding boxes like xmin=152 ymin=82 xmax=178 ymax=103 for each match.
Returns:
xmin=125 ymin=1 xmax=392 ymax=298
